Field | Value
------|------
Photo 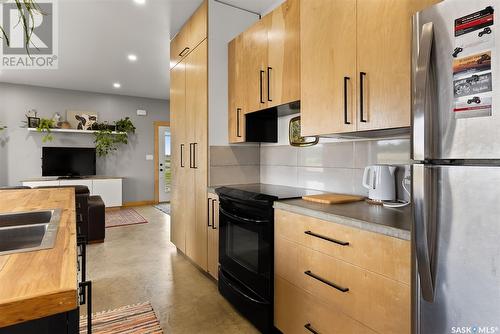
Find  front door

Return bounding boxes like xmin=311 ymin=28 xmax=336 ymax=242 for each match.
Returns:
xmin=158 ymin=126 xmax=171 ymax=203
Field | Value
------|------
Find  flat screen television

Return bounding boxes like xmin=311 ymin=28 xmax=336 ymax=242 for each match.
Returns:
xmin=42 ymin=147 xmax=96 ymax=177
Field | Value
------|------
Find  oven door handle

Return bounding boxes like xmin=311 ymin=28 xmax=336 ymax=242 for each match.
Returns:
xmin=219 ymin=207 xmax=270 ymax=224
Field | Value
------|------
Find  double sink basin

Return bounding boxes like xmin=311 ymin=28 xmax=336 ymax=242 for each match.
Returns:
xmin=0 ymin=209 xmax=61 ymax=256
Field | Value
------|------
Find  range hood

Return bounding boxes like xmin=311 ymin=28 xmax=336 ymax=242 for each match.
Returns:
xmin=245 ymin=101 xmax=301 ymax=143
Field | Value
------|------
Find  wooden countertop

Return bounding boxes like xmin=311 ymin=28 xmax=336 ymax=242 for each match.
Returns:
xmin=0 ymin=188 xmax=77 ymax=328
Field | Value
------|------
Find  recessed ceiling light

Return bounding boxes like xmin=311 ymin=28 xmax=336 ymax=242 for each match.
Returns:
xmin=134 ymin=0 xmax=146 ymax=4
xmin=113 ymin=82 xmax=121 ymax=88
xmin=128 ymin=54 xmax=138 ymax=62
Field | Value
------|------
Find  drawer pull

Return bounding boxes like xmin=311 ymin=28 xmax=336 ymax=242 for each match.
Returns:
xmin=304 ymin=323 xmax=320 ymax=334
xmin=304 ymin=270 xmax=349 ymax=293
xmin=304 ymin=230 xmax=349 ymax=246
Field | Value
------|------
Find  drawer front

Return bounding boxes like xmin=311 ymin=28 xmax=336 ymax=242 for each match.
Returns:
xmin=276 ymin=236 xmax=410 ymax=334
xmin=275 ymin=209 xmax=410 ymax=284
xmin=275 ymin=276 xmax=377 ymax=334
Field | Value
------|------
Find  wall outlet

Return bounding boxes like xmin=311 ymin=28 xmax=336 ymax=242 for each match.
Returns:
xmin=137 ymin=109 xmax=147 ymax=116
xmin=146 ymin=154 xmax=154 ymax=161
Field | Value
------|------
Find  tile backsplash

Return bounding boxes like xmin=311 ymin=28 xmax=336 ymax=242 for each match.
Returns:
xmin=260 ymin=139 xmax=411 ymax=198
xmin=209 ymin=145 xmax=260 ymax=186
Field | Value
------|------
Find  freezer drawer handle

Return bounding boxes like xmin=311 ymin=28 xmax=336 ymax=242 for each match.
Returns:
xmin=304 ymin=270 xmax=349 ymax=293
xmin=413 ymin=22 xmax=435 ymax=161
xmin=304 ymin=230 xmax=349 ymax=246
xmin=304 ymin=323 xmax=320 ymax=334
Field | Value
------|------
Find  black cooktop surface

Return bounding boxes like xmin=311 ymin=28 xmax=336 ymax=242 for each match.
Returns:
xmin=215 ymin=183 xmax=319 ymax=201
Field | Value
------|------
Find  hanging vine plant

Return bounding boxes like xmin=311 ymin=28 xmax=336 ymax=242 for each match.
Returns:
xmin=94 ymin=118 xmax=136 ymax=157
xmin=0 ymin=0 xmax=45 ymax=54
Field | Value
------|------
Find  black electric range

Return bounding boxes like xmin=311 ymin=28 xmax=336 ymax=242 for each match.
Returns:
xmin=215 ymin=184 xmax=317 ymax=333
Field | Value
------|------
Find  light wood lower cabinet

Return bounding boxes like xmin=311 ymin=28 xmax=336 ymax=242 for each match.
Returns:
xmin=275 ymin=276 xmax=377 ymax=334
xmin=274 ymin=209 xmax=411 ymax=334
xmin=275 ymin=209 xmax=410 ymax=284
xmin=207 ymin=193 xmax=219 ymax=279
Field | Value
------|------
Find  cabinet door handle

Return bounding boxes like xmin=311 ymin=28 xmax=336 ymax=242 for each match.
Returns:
xmin=259 ymin=70 xmax=265 ymax=104
xmin=344 ymin=76 xmax=351 ymax=125
xmin=193 ymin=143 xmax=198 ymax=169
xmin=189 ymin=143 xmax=194 ymax=168
xmin=359 ymin=72 xmax=367 ymax=122
xmin=236 ymin=108 xmax=242 ymax=138
xmin=180 ymin=144 xmax=185 ymax=168
xmin=304 ymin=270 xmax=349 ymax=293
xmin=179 ymin=47 xmax=190 ymax=57
xmin=267 ymin=67 xmax=272 ymax=102
xmin=304 ymin=323 xmax=320 ymax=334
xmin=304 ymin=230 xmax=349 ymax=246
xmin=212 ymin=199 xmax=216 ymax=230
xmin=207 ymin=198 xmax=213 ymax=227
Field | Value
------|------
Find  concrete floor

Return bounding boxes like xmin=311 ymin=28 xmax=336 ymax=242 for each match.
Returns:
xmin=83 ymin=206 xmax=259 ymax=334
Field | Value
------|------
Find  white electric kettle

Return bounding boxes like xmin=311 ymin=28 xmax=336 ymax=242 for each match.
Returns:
xmin=362 ymin=165 xmax=397 ymax=202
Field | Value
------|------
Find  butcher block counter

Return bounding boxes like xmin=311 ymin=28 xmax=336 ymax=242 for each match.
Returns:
xmin=0 ymin=188 xmax=77 ymax=328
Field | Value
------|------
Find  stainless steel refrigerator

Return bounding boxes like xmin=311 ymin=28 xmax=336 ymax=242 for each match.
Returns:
xmin=412 ymin=0 xmax=500 ymax=333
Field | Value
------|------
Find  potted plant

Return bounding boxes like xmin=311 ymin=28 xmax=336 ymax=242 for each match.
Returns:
xmin=94 ymin=118 xmax=136 ymax=157
xmin=36 ymin=118 xmax=55 ymax=143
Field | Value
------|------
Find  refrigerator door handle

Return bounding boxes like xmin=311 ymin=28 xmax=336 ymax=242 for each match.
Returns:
xmin=413 ymin=22 xmax=434 ymax=162
xmin=413 ymin=164 xmax=438 ymax=302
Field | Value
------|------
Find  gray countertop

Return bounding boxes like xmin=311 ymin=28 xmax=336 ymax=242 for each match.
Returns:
xmin=274 ymin=199 xmax=411 ymax=240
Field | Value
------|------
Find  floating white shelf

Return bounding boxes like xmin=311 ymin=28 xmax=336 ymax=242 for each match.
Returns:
xmin=27 ymin=128 xmax=126 ymax=135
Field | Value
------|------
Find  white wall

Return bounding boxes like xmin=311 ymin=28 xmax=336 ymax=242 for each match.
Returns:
xmin=0 ymin=83 xmax=169 ymax=203
xmin=208 ymin=0 xmax=259 ymax=146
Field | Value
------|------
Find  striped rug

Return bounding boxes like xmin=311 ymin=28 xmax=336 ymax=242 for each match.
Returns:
xmin=80 ymin=301 xmax=163 ymax=334
xmin=105 ymin=208 xmax=148 ymax=228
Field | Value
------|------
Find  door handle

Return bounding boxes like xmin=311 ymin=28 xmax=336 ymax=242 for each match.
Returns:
xmin=259 ymin=70 xmax=265 ymax=104
xmin=267 ymin=67 xmax=272 ymax=102
xmin=189 ymin=143 xmax=193 ymax=168
xmin=207 ymin=198 xmax=213 ymax=227
xmin=179 ymin=47 xmax=190 ymax=57
xmin=180 ymin=144 xmax=185 ymax=168
xmin=211 ymin=199 xmax=216 ymax=230
xmin=359 ymin=72 xmax=367 ymax=122
xmin=304 ymin=323 xmax=320 ymax=334
xmin=236 ymin=108 xmax=242 ymax=138
xmin=304 ymin=230 xmax=349 ymax=246
xmin=192 ymin=143 xmax=198 ymax=169
xmin=344 ymin=76 xmax=351 ymax=125
xmin=413 ymin=164 xmax=438 ymax=302
xmin=413 ymin=22 xmax=435 ymax=161
xmin=304 ymin=270 xmax=349 ymax=293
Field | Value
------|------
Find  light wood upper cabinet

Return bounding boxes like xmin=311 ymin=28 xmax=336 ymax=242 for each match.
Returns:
xmin=300 ymin=0 xmax=357 ymax=136
xmin=228 ymin=36 xmax=246 ymax=143
xmin=170 ymin=0 xmax=207 ymax=68
xmin=267 ymin=0 xmax=300 ymax=108
xmin=356 ymin=0 xmax=414 ymax=131
xmin=242 ymin=16 xmax=270 ymax=113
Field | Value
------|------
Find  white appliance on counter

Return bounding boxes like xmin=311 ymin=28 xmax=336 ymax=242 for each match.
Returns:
xmin=362 ymin=165 xmax=397 ymax=202
xmin=413 ymin=1 xmax=500 ymax=333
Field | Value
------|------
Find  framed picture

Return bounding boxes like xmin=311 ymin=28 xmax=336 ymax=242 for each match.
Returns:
xmin=28 ymin=117 xmax=40 ymax=128
xmin=66 ymin=111 xmax=98 ymax=130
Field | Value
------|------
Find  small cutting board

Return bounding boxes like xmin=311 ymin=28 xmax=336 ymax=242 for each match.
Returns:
xmin=302 ymin=193 xmax=365 ymax=204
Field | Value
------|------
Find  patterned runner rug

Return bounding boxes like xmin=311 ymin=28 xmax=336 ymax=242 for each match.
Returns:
xmin=105 ymin=208 xmax=148 ymax=228
xmin=80 ymin=301 xmax=163 ymax=334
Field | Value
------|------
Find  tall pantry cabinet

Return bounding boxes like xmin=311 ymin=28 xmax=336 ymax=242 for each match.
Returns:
xmin=170 ymin=1 xmax=208 ymax=270
xmin=170 ymin=0 xmax=258 ymax=273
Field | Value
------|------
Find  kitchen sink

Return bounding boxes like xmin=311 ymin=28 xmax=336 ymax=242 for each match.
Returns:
xmin=0 ymin=209 xmax=62 ymax=256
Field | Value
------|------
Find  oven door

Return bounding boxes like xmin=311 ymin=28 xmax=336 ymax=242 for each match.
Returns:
xmin=218 ymin=197 xmax=272 ymax=299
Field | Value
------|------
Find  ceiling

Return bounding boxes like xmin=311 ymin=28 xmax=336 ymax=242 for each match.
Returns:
xmin=0 ymin=0 xmax=279 ymax=100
